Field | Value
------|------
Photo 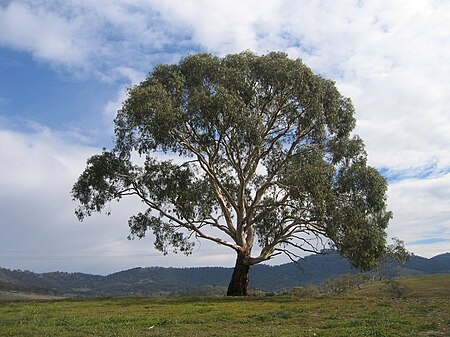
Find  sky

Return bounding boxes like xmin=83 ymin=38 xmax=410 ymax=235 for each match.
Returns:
xmin=0 ymin=0 xmax=449 ymax=275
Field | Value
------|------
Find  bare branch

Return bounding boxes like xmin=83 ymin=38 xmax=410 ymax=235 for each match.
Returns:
xmin=274 ymin=248 xmax=304 ymax=271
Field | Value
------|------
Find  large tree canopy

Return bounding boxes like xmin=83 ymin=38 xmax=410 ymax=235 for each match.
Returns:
xmin=72 ymin=51 xmax=392 ymax=296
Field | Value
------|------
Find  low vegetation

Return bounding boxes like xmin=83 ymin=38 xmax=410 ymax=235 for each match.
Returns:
xmin=0 ymin=274 xmax=448 ymax=336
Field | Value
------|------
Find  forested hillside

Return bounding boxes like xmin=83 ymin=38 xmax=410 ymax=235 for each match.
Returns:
xmin=1 ymin=251 xmax=448 ymax=297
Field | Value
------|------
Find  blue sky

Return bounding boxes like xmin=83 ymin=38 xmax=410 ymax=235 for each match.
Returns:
xmin=0 ymin=49 xmax=118 ymax=134
xmin=0 ymin=0 xmax=449 ymax=275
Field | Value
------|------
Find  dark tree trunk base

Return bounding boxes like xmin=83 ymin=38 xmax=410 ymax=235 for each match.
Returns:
xmin=227 ymin=253 xmax=250 ymax=296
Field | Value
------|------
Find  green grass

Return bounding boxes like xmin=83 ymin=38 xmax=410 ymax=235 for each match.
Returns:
xmin=0 ymin=275 xmax=448 ymax=337
xmin=351 ymin=274 xmax=450 ymax=298
xmin=0 ymin=291 xmax=65 ymax=302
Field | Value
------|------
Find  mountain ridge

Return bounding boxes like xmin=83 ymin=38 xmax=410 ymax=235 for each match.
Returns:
xmin=1 ymin=251 xmax=448 ymax=297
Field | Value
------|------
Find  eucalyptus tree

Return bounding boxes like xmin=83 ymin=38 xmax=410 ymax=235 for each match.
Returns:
xmin=72 ymin=51 xmax=391 ymax=296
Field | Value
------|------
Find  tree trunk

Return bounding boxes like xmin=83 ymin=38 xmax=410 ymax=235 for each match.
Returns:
xmin=227 ymin=253 xmax=250 ymax=296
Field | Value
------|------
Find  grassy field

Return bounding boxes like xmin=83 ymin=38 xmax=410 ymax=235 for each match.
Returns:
xmin=0 ymin=291 xmax=65 ymax=302
xmin=0 ymin=275 xmax=448 ymax=337
xmin=352 ymin=273 xmax=450 ymax=298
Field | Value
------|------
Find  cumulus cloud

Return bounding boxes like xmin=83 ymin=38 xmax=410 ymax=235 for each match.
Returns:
xmin=0 ymin=0 xmax=196 ymax=79
xmin=0 ymin=2 xmax=89 ymax=66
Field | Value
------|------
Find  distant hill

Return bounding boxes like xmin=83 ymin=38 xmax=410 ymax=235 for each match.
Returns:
xmin=1 ymin=251 xmax=448 ymax=297
xmin=349 ymin=273 xmax=450 ymax=298
xmin=407 ymin=253 xmax=450 ymax=273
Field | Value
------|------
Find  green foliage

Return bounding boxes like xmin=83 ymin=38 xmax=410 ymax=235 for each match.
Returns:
xmin=72 ymin=51 xmax=392 ymax=289
xmin=72 ymin=150 xmax=132 ymax=220
xmin=384 ymin=238 xmax=411 ymax=265
xmin=376 ymin=238 xmax=411 ymax=279
xmin=384 ymin=279 xmax=410 ymax=299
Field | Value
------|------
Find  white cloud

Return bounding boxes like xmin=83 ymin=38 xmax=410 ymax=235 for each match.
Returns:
xmin=152 ymin=0 xmax=280 ymax=54
xmin=387 ymin=173 xmax=450 ymax=257
xmin=102 ymin=67 xmax=146 ymax=121
xmin=0 ymin=2 xmax=88 ymax=66
xmin=0 ymin=126 xmax=99 ymax=270
xmin=406 ymin=241 xmax=450 ymax=259
xmin=0 ymin=0 xmax=194 ymax=79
